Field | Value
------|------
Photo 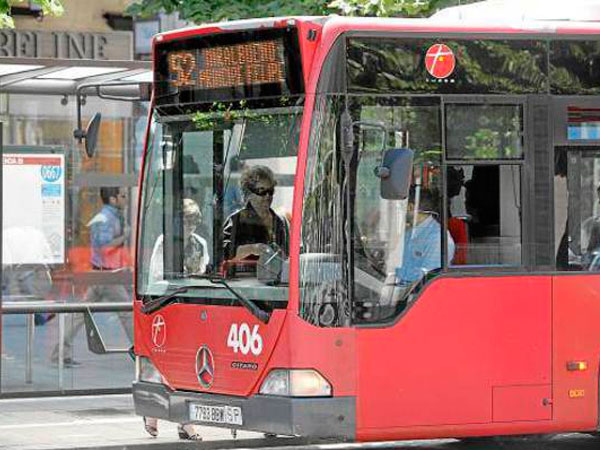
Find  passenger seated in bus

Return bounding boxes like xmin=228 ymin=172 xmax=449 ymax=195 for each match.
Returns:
xmin=447 ymin=166 xmax=468 ymax=265
xmin=223 ymin=165 xmax=289 ymax=269
xmin=148 ymin=198 xmax=209 ymax=284
xmin=397 ymin=189 xmax=455 ymax=284
xmin=581 ymin=184 xmax=600 ymax=270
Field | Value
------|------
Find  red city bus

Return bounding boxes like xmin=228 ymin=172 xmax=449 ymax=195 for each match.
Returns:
xmin=133 ymin=15 xmax=600 ymax=441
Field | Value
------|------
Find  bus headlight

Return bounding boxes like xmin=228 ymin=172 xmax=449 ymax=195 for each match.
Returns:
xmin=259 ymin=369 xmax=332 ymax=397
xmin=137 ymin=357 xmax=163 ymax=384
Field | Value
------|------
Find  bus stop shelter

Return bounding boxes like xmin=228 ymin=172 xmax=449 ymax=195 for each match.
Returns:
xmin=0 ymin=56 xmax=151 ymax=397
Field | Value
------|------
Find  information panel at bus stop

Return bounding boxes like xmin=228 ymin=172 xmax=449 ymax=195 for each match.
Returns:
xmin=2 ymin=150 xmax=65 ymax=265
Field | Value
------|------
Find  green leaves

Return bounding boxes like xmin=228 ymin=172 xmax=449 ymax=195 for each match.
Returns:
xmin=0 ymin=0 xmax=12 ymax=29
xmin=125 ymin=0 xmax=477 ymax=22
xmin=328 ymin=0 xmax=431 ymax=17
xmin=0 ymin=0 xmax=479 ymax=31
xmin=40 ymin=0 xmax=64 ymax=16
xmin=127 ymin=0 xmax=329 ymax=23
xmin=0 ymin=14 xmax=14 ymax=29
xmin=1 ymin=0 xmax=64 ymax=29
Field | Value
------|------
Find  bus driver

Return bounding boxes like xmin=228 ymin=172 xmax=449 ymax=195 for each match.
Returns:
xmin=223 ymin=165 xmax=289 ymax=269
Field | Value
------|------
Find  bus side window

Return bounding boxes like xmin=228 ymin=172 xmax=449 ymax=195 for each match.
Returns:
xmin=447 ymin=166 xmax=468 ymax=265
xmin=560 ymin=148 xmax=600 ymax=271
xmin=555 ymin=148 xmax=569 ymax=270
xmin=448 ymin=165 xmax=522 ymax=267
xmin=445 ymin=103 xmax=524 ymax=268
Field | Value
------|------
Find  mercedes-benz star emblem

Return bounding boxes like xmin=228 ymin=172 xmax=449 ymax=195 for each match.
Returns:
xmin=151 ymin=314 xmax=167 ymax=348
xmin=196 ymin=345 xmax=215 ymax=388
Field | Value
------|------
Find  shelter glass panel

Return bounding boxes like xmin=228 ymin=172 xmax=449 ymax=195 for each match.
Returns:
xmin=1 ymin=93 xmax=141 ymax=395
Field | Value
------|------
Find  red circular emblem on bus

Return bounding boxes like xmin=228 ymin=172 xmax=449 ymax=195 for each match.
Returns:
xmin=425 ymin=44 xmax=456 ymax=79
xmin=151 ymin=314 xmax=167 ymax=348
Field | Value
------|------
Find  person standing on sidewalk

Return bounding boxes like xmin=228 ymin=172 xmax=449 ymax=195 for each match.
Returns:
xmin=51 ymin=187 xmax=133 ymax=366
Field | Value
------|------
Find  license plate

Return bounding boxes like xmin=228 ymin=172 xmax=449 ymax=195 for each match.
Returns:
xmin=189 ymin=403 xmax=243 ymax=425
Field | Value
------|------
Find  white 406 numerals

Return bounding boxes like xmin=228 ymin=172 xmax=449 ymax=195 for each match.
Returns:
xmin=227 ymin=323 xmax=263 ymax=356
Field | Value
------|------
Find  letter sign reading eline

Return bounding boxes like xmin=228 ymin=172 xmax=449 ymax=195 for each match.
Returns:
xmin=425 ymin=43 xmax=456 ymax=79
xmin=227 ymin=323 xmax=263 ymax=356
xmin=0 ymin=30 xmax=130 ymax=60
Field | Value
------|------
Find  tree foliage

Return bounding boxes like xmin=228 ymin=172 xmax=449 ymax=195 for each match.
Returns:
xmin=126 ymin=0 xmax=329 ymax=23
xmin=126 ymin=0 xmax=480 ymax=23
xmin=1 ymin=0 xmax=64 ymax=28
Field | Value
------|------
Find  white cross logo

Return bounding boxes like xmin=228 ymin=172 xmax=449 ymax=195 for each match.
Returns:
xmin=426 ymin=44 xmax=454 ymax=78
xmin=151 ymin=315 xmax=166 ymax=347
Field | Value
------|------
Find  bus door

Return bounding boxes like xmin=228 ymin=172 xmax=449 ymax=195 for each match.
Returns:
xmin=553 ymin=109 xmax=600 ymax=422
xmin=353 ymin=96 xmax=552 ymax=434
xmin=556 ymin=148 xmax=600 ymax=269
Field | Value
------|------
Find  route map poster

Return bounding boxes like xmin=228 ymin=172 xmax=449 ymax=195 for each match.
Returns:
xmin=2 ymin=152 xmax=65 ymax=265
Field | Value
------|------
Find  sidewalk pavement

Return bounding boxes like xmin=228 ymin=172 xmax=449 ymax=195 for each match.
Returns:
xmin=0 ymin=393 xmax=460 ymax=450
xmin=5 ymin=394 xmax=594 ymax=450
xmin=0 ymin=393 xmax=271 ymax=450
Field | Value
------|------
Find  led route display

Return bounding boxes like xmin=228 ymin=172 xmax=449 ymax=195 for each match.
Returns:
xmin=167 ymin=39 xmax=286 ymax=90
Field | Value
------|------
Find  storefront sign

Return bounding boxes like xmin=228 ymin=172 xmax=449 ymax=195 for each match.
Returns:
xmin=0 ymin=30 xmax=132 ymax=60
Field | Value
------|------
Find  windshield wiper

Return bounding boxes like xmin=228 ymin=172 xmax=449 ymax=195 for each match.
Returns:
xmin=141 ymin=276 xmax=270 ymax=323
xmin=188 ymin=274 xmax=270 ymax=324
xmin=141 ymin=285 xmax=190 ymax=315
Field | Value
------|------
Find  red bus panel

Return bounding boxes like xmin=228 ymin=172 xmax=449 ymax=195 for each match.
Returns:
xmin=552 ymin=275 xmax=600 ymax=430
xmin=135 ymin=305 xmax=287 ymax=396
xmin=356 ymin=276 xmax=552 ymax=432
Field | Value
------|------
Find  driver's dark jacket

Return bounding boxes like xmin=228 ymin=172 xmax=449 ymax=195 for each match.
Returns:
xmin=223 ymin=202 xmax=289 ymax=260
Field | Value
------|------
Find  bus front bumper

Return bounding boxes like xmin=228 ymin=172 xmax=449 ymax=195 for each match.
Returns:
xmin=133 ymin=381 xmax=355 ymax=439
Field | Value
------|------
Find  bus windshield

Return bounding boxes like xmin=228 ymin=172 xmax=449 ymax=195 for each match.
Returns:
xmin=137 ymin=99 xmax=303 ymax=307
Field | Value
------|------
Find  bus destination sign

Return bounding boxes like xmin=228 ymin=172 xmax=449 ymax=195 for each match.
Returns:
xmin=167 ymin=39 xmax=286 ymax=90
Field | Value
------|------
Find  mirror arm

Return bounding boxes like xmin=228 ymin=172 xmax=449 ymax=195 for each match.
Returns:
xmin=73 ymin=84 xmax=87 ymax=143
xmin=73 ymin=81 xmax=151 ymax=143
xmin=96 ymin=81 xmax=152 ymax=102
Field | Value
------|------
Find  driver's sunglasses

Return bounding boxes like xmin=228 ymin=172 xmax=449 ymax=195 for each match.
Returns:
xmin=249 ymin=186 xmax=275 ymax=197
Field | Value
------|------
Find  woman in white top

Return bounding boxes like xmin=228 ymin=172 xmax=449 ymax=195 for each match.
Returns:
xmin=148 ymin=198 xmax=209 ymax=285
xmin=144 ymin=198 xmax=208 ymax=441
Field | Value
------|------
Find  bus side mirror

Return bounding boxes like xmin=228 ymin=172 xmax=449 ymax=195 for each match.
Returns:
xmin=376 ymin=148 xmax=414 ymax=200
xmin=74 ymin=112 xmax=102 ymax=158
xmin=85 ymin=113 xmax=102 ymax=158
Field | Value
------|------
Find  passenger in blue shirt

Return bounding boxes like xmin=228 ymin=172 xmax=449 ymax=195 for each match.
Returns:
xmin=88 ymin=187 xmax=129 ymax=269
xmin=398 ymin=189 xmax=455 ymax=284
xmin=51 ymin=187 xmax=132 ymax=367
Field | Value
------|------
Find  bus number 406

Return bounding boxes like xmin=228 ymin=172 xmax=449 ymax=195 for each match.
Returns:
xmin=227 ymin=323 xmax=263 ymax=356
